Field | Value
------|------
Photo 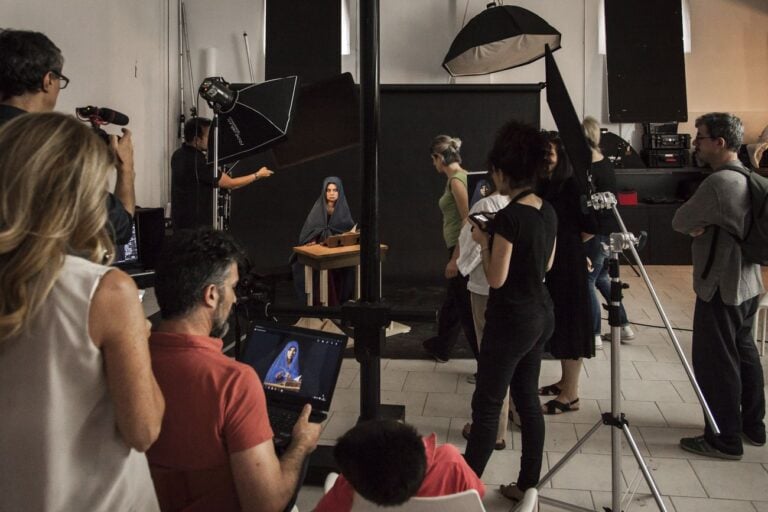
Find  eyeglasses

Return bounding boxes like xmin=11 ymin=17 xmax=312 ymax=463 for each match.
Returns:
xmin=50 ymin=70 xmax=69 ymax=90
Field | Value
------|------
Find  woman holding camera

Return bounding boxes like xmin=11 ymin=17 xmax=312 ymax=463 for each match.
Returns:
xmin=464 ymin=121 xmax=557 ymax=503
xmin=0 ymin=113 xmax=164 ymax=511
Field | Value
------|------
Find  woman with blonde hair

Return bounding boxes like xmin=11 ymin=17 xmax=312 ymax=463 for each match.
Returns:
xmin=0 ymin=113 xmax=164 ymax=511
xmin=582 ymin=116 xmax=634 ymax=344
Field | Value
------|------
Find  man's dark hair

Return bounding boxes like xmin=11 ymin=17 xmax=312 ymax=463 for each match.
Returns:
xmin=487 ymin=120 xmax=550 ymax=188
xmin=154 ymin=228 xmax=244 ymax=320
xmin=334 ymin=420 xmax=426 ymax=506
xmin=695 ymin=112 xmax=744 ymax=151
xmin=0 ymin=29 xmax=64 ymax=101
xmin=183 ymin=117 xmax=212 ymax=144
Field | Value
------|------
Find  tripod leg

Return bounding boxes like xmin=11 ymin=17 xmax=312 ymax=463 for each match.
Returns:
xmin=621 ymin=424 xmax=668 ymax=512
xmin=537 ymin=419 xmax=603 ymax=489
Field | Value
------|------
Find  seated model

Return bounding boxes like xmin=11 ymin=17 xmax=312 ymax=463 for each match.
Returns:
xmin=146 ymin=228 xmax=320 ymax=512
xmin=315 ymin=419 xmax=485 ymax=511
xmin=291 ymin=176 xmax=355 ymax=305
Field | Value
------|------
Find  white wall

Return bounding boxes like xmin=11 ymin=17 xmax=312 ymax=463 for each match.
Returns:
xmin=1 ymin=0 xmax=171 ymax=208
xmin=3 ymin=0 xmax=767 ymax=207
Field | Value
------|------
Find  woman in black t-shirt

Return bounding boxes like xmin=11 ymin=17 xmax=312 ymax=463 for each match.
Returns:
xmin=464 ymin=121 xmax=557 ymax=502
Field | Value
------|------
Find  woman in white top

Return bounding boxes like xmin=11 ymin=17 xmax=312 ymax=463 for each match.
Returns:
xmin=457 ymin=185 xmax=511 ymax=449
xmin=0 ymin=113 xmax=164 ymax=511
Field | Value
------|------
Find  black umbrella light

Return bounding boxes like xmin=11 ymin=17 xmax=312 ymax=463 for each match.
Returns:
xmin=443 ymin=4 xmax=562 ymax=77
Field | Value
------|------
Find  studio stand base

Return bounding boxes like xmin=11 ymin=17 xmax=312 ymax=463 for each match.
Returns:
xmin=536 ymin=232 xmax=666 ymax=512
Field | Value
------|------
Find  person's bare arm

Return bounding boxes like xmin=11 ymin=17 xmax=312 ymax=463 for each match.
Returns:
xmin=89 ymin=269 xmax=164 ymax=452
xmin=230 ymin=404 xmax=320 ymax=512
xmin=450 ymin=178 xmax=470 ymax=222
xmin=110 ymin=128 xmax=136 ymax=216
xmin=445 ymin=179 xmax=469 ymax=278
xmin=547 ymin=238 xmax=557 ymax=272
xmin=219 ymin=167 xmax=274 ymax=190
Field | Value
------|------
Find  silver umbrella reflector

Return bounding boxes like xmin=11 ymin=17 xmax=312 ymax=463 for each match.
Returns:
xmin=443 ymin=5 xmax=561 ymax=77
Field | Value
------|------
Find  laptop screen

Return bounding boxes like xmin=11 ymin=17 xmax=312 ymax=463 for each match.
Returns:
xmin=240 ymin=323 xmax=347 ymax=411
xmin=113 ymin=222 xmax=140 ymax=266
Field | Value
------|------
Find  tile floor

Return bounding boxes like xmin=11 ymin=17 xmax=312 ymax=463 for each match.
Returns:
xmin=292 ymin=266 xmax=768 ymax=512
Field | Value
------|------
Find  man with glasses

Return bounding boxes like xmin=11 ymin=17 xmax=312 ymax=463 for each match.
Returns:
xmin=672 ymin=112 xmax=765 ymax=460
xmin=0 ymin=29 xmax=135 ymax=244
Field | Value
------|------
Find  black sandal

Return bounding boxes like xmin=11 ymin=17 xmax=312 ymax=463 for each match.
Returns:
xmin=543 ymin=398 xmax=580 ymax=415
xmin=538 ymin=383 xmax=562 ymax=396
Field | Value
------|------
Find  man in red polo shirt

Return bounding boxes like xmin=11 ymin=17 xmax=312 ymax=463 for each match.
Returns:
xmin=146 ymin=228 xmax=321 ymax=512
xmin=315 ymin=419 xmax=485 ymax=511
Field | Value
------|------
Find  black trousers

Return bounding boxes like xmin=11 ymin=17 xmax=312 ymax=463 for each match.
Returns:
xmin=428 ymin=247 xmax=479 ymax=360
xmin=464 ymin=304 xmax=554 ymax=489
xmin=693 ymin=289 xmax=765 ymax=453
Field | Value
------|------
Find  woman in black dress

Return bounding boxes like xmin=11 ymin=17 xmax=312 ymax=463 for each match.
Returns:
xmin=464 ymin=121 xmax=557 ymax=502
xmin=537 ymin=132 xmax=597 ymax=414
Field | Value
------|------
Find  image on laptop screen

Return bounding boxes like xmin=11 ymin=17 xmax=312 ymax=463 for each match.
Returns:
xmin=240 ymin=323 xmax=347 ymax=410
xmin=114 ymin=222 xmax=140 ymax=266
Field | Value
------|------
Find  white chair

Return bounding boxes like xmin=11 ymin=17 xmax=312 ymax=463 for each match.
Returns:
xmin=755 ymin=293 xmax=768 ymax=356
xmin=323 ymin=472 xmax=487 ymax=512
xmin=514 ymin=487 xmax=539 ymax=512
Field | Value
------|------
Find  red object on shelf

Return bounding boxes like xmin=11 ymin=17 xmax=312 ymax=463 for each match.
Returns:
xmin=618 ymin=190 xmax=638 ymax=206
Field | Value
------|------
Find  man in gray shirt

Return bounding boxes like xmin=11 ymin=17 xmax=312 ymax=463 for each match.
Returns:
xmin=672 ymin=112 xmax=765 ymax=459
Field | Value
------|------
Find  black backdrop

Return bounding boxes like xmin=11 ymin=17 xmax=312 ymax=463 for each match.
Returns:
xmin=228 ymin=84 xmax=541 ymax=282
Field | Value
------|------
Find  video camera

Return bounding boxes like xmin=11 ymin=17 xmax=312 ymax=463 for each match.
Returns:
xmin=75 ymin=106 xmax=130 ymax=144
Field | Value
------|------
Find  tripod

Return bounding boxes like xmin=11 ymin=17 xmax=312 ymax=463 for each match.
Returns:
xmin=534 ymin=192 xmax=720 ymax=512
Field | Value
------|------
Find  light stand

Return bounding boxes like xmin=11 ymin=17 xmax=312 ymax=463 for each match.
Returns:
xmin=534 ymin=192 xmax=720 ymax=512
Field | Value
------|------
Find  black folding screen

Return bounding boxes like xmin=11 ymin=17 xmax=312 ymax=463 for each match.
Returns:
xmin=228 ymin=85 xmax=540 ymax=282
xmin=605 ymin=0 xmax=688 ymax=122
xmin=265 ymin=0 xmax=341 ymax=83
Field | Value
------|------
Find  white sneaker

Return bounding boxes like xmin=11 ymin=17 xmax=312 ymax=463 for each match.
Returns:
xmin=594 ymin=334 xmax=603 ymax=350
xmin=621 ymin=325 xmax=636 ymax=341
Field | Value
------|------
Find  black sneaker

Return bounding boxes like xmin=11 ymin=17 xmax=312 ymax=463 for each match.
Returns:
xmin=743 ymin=430 xmax=766 ymax=447
xmin=680 ymin=435 xmax=742 ymax=460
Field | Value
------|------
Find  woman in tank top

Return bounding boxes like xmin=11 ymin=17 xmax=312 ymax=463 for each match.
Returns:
xmin=463 ymin=121 xmax=558 ymax=503
xmin=0 ymin=113 xmax=164 ymax=511
xmin=422 ymin=134 xmax=478 ymax=363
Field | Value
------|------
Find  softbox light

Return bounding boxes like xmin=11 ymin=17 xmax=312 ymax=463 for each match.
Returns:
xmin=443 ymin=5 xmax=561 ymax=77
xmin=204 ymin=76 xmax=298 ymax=165
xmin=544 ymin=44 xmax=591 ymax=195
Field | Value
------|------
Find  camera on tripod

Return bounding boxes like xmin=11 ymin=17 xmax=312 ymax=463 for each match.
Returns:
xmin=76 ymin=106 xmax=130 ymax=145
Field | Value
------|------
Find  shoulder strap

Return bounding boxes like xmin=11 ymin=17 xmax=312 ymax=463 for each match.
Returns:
xmin=700 ymin=226 xmax=719 ymax=280
xmin=700 ymin=163 xmax=754 ymax=280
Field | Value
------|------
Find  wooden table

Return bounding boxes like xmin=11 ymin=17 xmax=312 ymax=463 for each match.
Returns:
xmin=292 ymin=244 xmax=388 ymax=306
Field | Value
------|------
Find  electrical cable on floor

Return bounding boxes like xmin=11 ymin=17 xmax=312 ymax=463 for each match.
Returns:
xmin=601 ymin=316 xmax=693 ymax=333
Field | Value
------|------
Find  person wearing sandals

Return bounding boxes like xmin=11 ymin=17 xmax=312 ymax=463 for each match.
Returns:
xmin=456 ymin=180 xmax=511 ymax=449
xmin=536 ymin=132 xmax=597 ymax=415
xmin=464 ymin=121 xmax=557 ymax=503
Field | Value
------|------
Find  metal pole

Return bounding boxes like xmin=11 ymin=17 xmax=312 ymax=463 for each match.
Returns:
xmin=610 ymin=204 xmax=720 ymax=435
xmin=608 ymin=252 xmax=624 ymax=512
xmin=177 ymin=0 xmax=185 ymax=140
xmin=358 ymin=0 xmax=383 ymax=421
xmin=243 ymin=32 xmax=256 ymax=82
xmin=212 ymin=110 xmax=221 ymax=230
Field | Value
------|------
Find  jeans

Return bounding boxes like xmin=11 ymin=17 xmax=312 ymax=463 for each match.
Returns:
xmin=585 ymin=235 xmax=627 ymax=334
xmin=464 ymin=304 xmax=554 ymax=490
xmin=693 ymin=290 xmax=765 ymax=454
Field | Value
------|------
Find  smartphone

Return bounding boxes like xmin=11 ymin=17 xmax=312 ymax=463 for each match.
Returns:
xmin=469 ymin=212 xmax=495 ymax=232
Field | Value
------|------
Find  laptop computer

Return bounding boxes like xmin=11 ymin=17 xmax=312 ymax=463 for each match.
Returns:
xmin=239 ymin=323 xmax=347 ymax=446
xmin=112 ymin=220 xmax=155 ymax=288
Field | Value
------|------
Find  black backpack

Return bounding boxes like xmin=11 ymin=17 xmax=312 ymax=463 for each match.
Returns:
xmin=702 ymin=164 xmax=768 ymax=279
